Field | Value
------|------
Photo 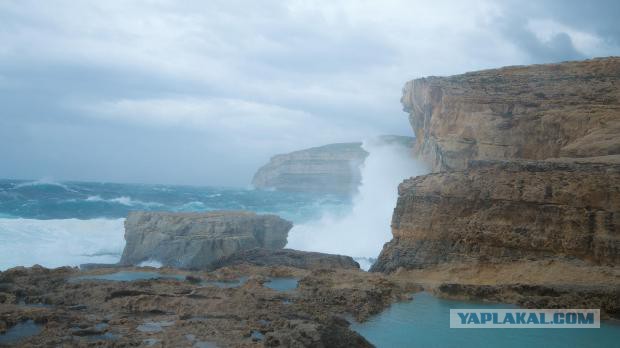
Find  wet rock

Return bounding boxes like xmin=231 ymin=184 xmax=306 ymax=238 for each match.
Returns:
xmin=211 ymin=248 xmax=360 ymax=270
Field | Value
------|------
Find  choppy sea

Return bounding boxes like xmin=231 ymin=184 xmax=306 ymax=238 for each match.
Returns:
xmin=0 ymin=178 xmax=352 ymax=270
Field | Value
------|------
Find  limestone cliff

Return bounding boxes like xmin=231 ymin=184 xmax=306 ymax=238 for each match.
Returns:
xmin=120 ymin=211 xmax=292 ymax=269
xmin=372 ymin=58 xmax=620 ymax=313
xmin=401 ymin=57 xmax=620 ymax=172
xmin=252 ymin=135 xmax=414 ymax=194
xmin=252 ymin=142 xmax=367 ymax=194
xmin=372 ymin=159 xmax=620 ymax=272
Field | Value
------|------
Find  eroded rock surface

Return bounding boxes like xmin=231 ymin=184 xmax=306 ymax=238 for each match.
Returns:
xmin=0 ymin=265 xmax=416 ymax=347
xmin=401 ymin=57 xmax=620 ymax=172
xmin=121 ymin=211 xmax=292 ymax=269
xmin=372 ymin=159 xmax=620 ymax=272
xmin=210 ymin=248 xmax=360 ymax=271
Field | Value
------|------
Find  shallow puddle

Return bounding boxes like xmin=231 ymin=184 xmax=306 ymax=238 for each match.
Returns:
xmin=0 ymin=320 xmax=42 ymax=344
xmin=351 ymin=292 xmax=620 ymax=348
xmin=264 ymin=277 xmax=298 ymax=292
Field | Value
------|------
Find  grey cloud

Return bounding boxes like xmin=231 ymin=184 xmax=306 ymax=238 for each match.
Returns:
xmin=0 ymin=0 xmax=618 ymax=186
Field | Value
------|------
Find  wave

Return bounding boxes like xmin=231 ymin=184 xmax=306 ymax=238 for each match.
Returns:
xmin=0 ymin=218 xmax=125 ymax=270
xmin=174 ymin=201 xmax=207 ymax=211
xmin=12 ymin=178 xmax=78 ymax=193
xmin=286 ymin=140 xmax=429 ymax=259
xmin=84 ymin=195 xmax=164 ymax=208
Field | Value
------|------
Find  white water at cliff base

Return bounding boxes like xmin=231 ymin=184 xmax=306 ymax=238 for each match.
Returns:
xmin=286 ymin=139 xmax=429 ymax=265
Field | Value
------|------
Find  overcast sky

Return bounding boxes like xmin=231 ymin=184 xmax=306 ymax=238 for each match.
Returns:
xmin=1 ymin=0 xmax=619 ymax=186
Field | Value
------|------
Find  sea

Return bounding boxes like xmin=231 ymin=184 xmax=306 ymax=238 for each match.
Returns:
xmin=0 ymin=178 xmax=352 ymax=270
xmin=2 ymin=178 xmax=619 ymax=347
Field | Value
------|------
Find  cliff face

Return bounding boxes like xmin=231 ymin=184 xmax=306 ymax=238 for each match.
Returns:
xmin=373 ymin=159 xmax=620 ymax=272
xmin=120 ymin=211 xmax=292 ymax=269
xmin=401 ymin=58 xmax=620 ymax=172
xmin=252 ymin=136 xmax=414 ymax=194
xmin=252 ymin=142 xmax=368 ymax=194
xmin=373 ymin=58 xmax=620 ymax=281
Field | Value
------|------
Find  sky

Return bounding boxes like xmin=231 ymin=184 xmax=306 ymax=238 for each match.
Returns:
xmin=0 ymin=0 xmax=619 ymax=186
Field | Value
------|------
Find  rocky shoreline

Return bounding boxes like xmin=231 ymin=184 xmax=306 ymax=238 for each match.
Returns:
xmin=372 ymin=57 xmax=620 ymax=320
xmin=0 ymin=264 xmax=417 ymax=347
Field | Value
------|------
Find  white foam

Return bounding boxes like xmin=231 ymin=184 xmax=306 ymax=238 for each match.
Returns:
xmin=12 ymin=178 xmax=77 ymax=192
xmin=286 ymin=140 xmax=429 ymax=259
xmin=0 ymin=218 xmax=125 ymax=270
xmin=85 ymin=195 xmax=163 ymax=207
xmin=138 ymin=259 xmax=163 ymax=268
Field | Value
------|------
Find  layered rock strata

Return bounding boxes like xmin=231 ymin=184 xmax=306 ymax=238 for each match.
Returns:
xmin=373 ymin=57 xmax=620 ymax=311
xmin=120 ymin=211 xmax=292 ymax=269
xmin=401 ymin=57 xmax=620 ymax=172
xmin=252 ymin=142 xmax=369 ymax=194
xmin=373 ymin=159 xmax=620 ymax=272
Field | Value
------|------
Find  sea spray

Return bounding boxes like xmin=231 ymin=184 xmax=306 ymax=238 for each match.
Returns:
xmin=0 ymin=218 xmax=125 ymax=270
xmin=286 ymin=139 xmax=429 ymax=265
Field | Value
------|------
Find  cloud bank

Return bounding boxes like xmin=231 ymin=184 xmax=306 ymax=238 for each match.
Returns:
xmin=0 ymin=0 xmax=618 ymax=185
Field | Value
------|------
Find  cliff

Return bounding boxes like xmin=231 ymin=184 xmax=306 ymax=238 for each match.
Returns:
xmin=120 ymin=211 xmax=292 ymax=269
xmin=252 ymin=142 xmax=368 ymax=194
xmin=372 ymin=159 xmax=620 ymax=272
xmin=401 ymin=57 xmax=620 ymax=172
xmin=252 ymin=135 xmax=414 ymax=194
xmin=372 ymin=58 xmax=620 ymax=314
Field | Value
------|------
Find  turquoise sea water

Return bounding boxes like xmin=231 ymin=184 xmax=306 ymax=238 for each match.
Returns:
xmin=351 ymin=292 xmax=620 ymax=348
xmin=264 ymin=277 xmax=299 ymax=291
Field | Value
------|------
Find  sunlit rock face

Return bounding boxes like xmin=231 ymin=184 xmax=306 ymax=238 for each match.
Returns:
xmin=120 ymin=211 xmax=292 ymax=269
xmin=401 ymin=57 xmax=620 ymax=172
xmin=373 ymin=57 xmax=620 ymax=274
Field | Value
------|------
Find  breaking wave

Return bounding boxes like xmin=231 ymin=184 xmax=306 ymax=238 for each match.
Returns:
xmin=286 ymin=139 xmax=429 ymax=259
xmin=83 ymin=195 xmax=164 ymax=208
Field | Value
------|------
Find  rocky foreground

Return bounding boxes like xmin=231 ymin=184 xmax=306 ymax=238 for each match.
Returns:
xmin=373 ymin=57 xmax=620 ymax=315
xmin=0 ymin=264 xmax=417 ymax=347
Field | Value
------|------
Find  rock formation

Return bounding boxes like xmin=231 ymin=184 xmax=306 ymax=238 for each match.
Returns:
xmin=372 ymin=58 xmax=620 ymax=311
xmin=210 ymin=248 xmax=360 ymax=270
xmin=120 ymin=211 xmax=292 ymax=269
xmin=0 ymin=264 xmax=416 ymax=346
xmin=252 ymin=135 xmax=414 ymax=194
xmin=252 ymin=142 xmax=368 ymax=194
xmin=400 ymin=57 xmax=620 ymax=172
xmin=372 ymin=159 xmax=620 ymax=272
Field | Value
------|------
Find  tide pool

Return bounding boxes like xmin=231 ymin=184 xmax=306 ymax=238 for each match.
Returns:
xmin=351 ymin=292 xmax=620 ymax=348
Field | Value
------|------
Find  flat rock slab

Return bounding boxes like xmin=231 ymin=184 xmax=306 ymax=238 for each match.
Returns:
xmin=120 ymin=211 xmax=292 ymax=269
